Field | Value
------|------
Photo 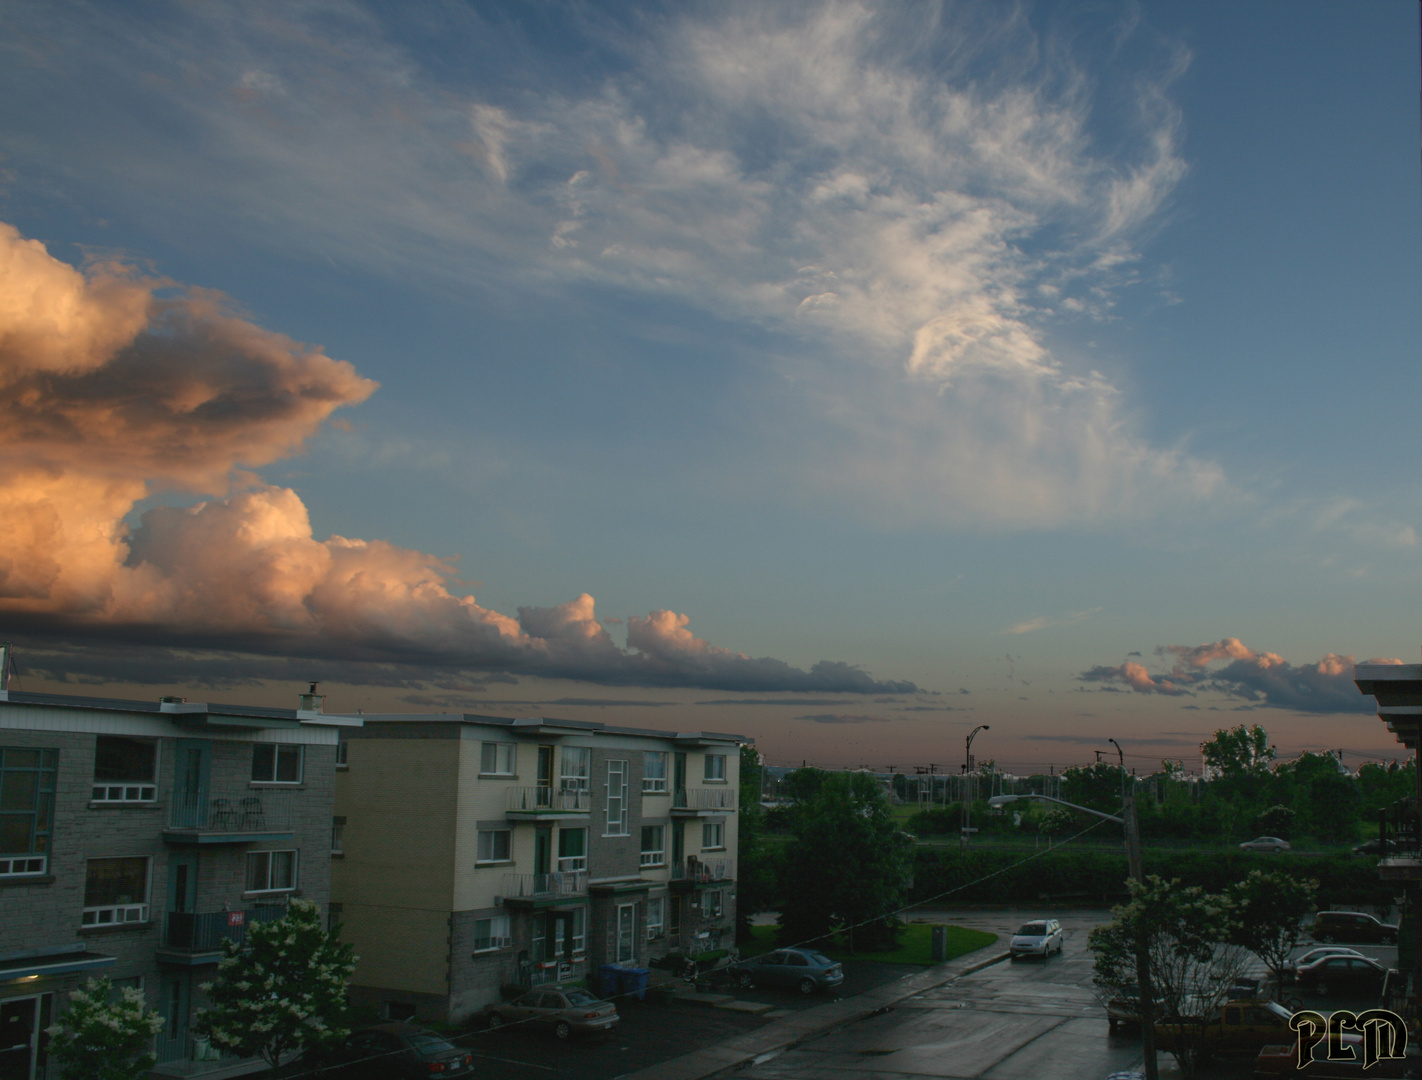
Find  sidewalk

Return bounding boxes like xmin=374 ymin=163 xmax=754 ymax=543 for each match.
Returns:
xmin=614 ymin=946 xmax=1013 ymax=1080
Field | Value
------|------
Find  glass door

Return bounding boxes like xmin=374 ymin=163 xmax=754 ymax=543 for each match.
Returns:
xmin=173 ymin=740 xmax=210 ymax=828
xmin=0 ymin=995 xmax=47 ymax=1080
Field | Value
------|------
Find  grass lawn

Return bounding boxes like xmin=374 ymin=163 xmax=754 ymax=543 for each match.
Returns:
xmin=741 ymin=922 xmax=997 ymax=965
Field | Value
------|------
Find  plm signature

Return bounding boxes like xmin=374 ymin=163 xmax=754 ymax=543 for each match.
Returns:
xmin=1289 ymin=1009 xmax=1408 ymax=1070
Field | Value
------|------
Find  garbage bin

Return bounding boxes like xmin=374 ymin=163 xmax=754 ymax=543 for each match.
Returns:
xmin=931 ymin=925 xmax=948 ymax=962
xmin=597 ymin=964 xmax=622 ymax=998
xmin=617 ymin=967 xmax=650 ymax=1001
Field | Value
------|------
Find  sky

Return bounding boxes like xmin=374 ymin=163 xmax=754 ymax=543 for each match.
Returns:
xmin=0 ymin=0 xmax=1419 ymax=774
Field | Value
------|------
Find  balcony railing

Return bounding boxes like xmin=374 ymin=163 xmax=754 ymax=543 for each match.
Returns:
xmin=154 ymin=1028 xmax=240 ymax=1075
xmin=163 ymin=904 xmax=288 ymax=952
xmin=672 ymin=787 xmax=737 ymax=812
xmin=671 ymin=856 xmax=732 ymax=883
xmin=506 ymin=786 xmax=592 ymax=814
xmin=502 ymin=871 xmax=588 ymax=900
xmin=167 ymin=790 xmax=295 ymax=833
xmin=1378 ymin=800 xmax=1422 ymax=860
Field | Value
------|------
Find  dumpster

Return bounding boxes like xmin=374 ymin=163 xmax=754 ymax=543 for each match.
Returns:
xmin=597 ymin=964 xmax=622 ymax=998
xmin=617 ymin=967 xmax=650 ymax=1001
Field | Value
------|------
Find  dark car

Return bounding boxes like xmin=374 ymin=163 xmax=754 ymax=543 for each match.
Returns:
xmin=1310 ymin=911 xmax=1398 ymax=945
xmin=1294 ymin=953 xmax=1391 ymax=997
xmin=1352 ymin=838 xmax=1401 ymax=856
xmin=1281 ymin=946 xmax=1368 ymax=982
xmin=308 ymin=1024 xmax=472 ymax=1079
xmin=484 ymin=987 xmax=619 ymax=1039
xmin=732 ymin=947 xmax=844 ymax=994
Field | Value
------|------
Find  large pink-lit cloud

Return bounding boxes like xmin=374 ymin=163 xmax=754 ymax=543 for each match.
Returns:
xmin=0 ymin=222 xmax=915 ymax=694
xmin=1079 ymin=636 xmax=1400 ymax=713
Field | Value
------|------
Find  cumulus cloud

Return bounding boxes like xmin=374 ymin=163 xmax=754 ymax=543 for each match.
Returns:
xmin=0 ymin=224 xmax=915 ymax=694
xmin=1079 ymin=636 xmax=1400 ymax=713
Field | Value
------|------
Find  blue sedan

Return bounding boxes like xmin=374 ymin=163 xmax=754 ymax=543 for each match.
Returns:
xmin=733 ymin=948 xmax=844 ymax=994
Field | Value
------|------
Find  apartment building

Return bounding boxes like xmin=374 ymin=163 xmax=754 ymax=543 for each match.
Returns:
xmin=332 ymin=714 xmax=746 ymax=1023
xmin=0 ymin=676 xmax=356 ymax=1080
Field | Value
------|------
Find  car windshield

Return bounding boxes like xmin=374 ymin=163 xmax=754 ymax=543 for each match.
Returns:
xmin=1017 ymin=923 xmax=1047 ymax=936
xmin=564 ymin=990 xmax=599 ymax=1006
xmin=406 ymin=1033 xmax=457 ymax=1054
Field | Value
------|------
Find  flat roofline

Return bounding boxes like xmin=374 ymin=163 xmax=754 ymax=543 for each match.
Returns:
xmin=0 ymin=689 xmax=361 ymax=727
xmin=355 ymin=713 xmax=751 ymax=744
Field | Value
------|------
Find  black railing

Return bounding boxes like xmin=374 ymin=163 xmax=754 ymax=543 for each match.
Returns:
xmin=163 ymin=904 xmax=288 ymax=952
xmin=168 ymin=790 xmax=295 ymax=832
xmin=1379 ymin=800 xmax=1421 ymax=857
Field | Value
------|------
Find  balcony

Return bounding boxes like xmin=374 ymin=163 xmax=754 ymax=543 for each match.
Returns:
xmin=500 ymin=871 xmax=589 ymax=908
xmin=671 ymin=786 xmax=737 ymax=816
xmin=157 ymin=904 xmax=288 ymax=963
xmin=1377 ymin=801 xmax=1422 ymax=881
xmin=669 ymin=856 xmax=733 ymax=891
xmin=154 ymin=1027 xmax=240 ymax=1076
xmin=505 ymin=785 xmax=592 ymax=821
xmin=162 ymin=790 xmax=297 ymax=844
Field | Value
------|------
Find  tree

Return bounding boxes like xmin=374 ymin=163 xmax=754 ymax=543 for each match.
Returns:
xmin=735 ymin=744 xmax=779 ymax=940
xmin=1253 ymin=805 xmax=1296 ymax=838
xmin=1061 ymin=761 xmax=1128 ymax=815
xmin=1090 ymin=876 xmax=1250 ymax=1078
xmin=778 ymin=771 xmax=914 ymax=952
xmin=46 ymin=977 xmax=165 ymax=1080
xmin=1225 ymin=870 xmax=1316 ymax=992
xmin=1200 ymin=724 xmax=1274 ymax=779
xmin=196 ymin=898 xmax=356 ymax=1068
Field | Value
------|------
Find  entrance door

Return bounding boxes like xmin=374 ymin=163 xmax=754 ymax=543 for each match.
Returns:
xmin=673 ymin=752 xmax=687 ymax=794
xmin=536 ymin=746 xmax=554 ymax=807
xmin=616 ymin=904 xmax=637 ymax=964
xmin=671 ymin=821 xmax=684 ymax=874
xmin=167 ymin=854 xmax=198 ymax=914
xmin=173 ymin=740 xmax=210 ymax=828
xmin=534 ymin=827 xmax=552 ymax=879
xmin=159 ymin=971 xmax=190 ymax=1056
xmin=0 ymin=997 xmax=41 ymax=1080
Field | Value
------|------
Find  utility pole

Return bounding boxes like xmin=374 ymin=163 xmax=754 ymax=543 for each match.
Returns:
xmin=963 ymin=725 xmax=989 ymax=848
xmin=1110 ymin=738 xmax=1156 ymax=1080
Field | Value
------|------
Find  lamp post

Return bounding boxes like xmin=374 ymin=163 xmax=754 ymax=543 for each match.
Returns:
xmin=962 ymin=725 xmax=989 ymax=848
xmin=988 ymin=786 xmax=1157 ymax=1080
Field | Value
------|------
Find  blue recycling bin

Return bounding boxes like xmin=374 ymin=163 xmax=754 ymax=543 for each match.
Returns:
xmin=597 ymin=964 xmax=622 ymax=998
xmin=617 ymin=966 xmax=649 ymax=1001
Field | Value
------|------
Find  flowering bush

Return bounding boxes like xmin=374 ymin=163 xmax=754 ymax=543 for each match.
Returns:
xmin=196 ymin=897 xmax=356 ymax=1067
xmin=46 ymin=977 xmax=166 ymax=1080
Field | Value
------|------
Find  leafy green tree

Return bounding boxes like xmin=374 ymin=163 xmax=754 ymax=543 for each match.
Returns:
xmin=735 ymin=744 xmax=779 ymax=940
xmin=1225 ymin=870 xmax=1316 ymax=991
xmin=1061 ymin=761 xmax=1128 ymax=815
xmin=779 ymin=771 xmax=914 ymax=952
xmin=46 ymin=977 xmax=165 ymax=1080
xmin=1358 ymin=758 xmax=1416 ymax=816
xmin=1201 ymin=724 xmax=1274 ymax=779
xmin=196 ymin=898 xmax=356 ymax=1068
xmin=1038 ymin=806 xmax=1077 ymax=837
xmin=1090 ymin=876 xmax=1250 ymax=1078
xmin=1277 ymin=751 xmax=1360 ymax=844
xmin=1253 ymin=805 xmax=1296 ymax=838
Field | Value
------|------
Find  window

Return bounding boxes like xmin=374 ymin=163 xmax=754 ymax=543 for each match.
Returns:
xmin=480 ymin=742 xmax=516 ymax=776
xmin=476 ymin=829 xmax=511 ymax=863
xmin=701 ymin=822 xmax=724 ymax=850
xmin=557 ymin=827 xmax=586 ymax=872
xmin=642 ymin=752 xmax=668 ymax=793
xmin=605 ymin=760 xmax=629 ymax=836
xmin=335 ymin=741 xmax=348 ymax=767
xmin=472 ymin=915 xmax=512 ymax=952
xmin=331 ymin=816 xmax=346 ymax=855
xmin=245 ymin=849 xmax=298 ymax=893
xmin=0 ymin=747 xmax=56 ymax=876
xmin=82 ymin=857 xmax=150 ymax=925
xmin=560 ymin=747 xmax=590 ymax=790
xmin=616 ymin=903 xmax=636 ymax=964
xmin=251 ymin=744 xmax=303 ymax=784
xmin=646 ymin=896 xmax=665 ymax=940
xmin=328 ymin=902 xmax=344 ymax=933
xmin=702 ymin=889 xmax=724 ymax=919
xmin=92 ymin=736 xmax=157 ymax=802
xmin=640 ymin=825 xmax=665 ymax=868
xmin=704 ymin=754 xmax=727 ymax=782
xmin=571 ymin=906 xmax=586 ymax=957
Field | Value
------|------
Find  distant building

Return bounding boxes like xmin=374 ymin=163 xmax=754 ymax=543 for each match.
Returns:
xmin=0 ymin=672 xmax=356 ymax=1080
xmin=332 ymin=715 xmax=746 ymax=1023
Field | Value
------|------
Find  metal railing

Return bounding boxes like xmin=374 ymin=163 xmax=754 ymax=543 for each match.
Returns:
xmin=506 ymin=786 xmax=592 ymax=813
xmin=502 ymin=871 xmax=588 ymax=899
xmin=1379 ymin=800 xmax=1422 ymax=859
xmin=672 ymin=856 xmax=732 ymax=882
xmin=672 ymin=787 xmax=737 ymax=812
xmin=168 ymin=790 xmax=295 ymax=832
xmin=163 ymin=904 xmax=288 ymax=952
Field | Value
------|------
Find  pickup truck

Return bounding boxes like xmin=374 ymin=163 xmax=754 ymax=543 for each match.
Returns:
xmin=1155 ymin=999 xmax=1296 ymax=1058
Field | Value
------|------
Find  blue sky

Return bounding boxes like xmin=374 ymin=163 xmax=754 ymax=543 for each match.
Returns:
xmin=0 ymin=1 xmax=1418 ymax=772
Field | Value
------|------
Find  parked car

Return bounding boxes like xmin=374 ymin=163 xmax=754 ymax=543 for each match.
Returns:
xmin=306 ymin=1024 xmax=473 ymax=1079
xmin=1310 ymin=911 xmax=1398 ymax=945
xmin=1294 ymin=953 xmax=1391 ymax=997
xmin=484 ymin=987 xmax=619 ymax=1039
xmin=731 ymin=947 xmax=844 ymax=994
xmin=1281 ymin=946 xmax=1368 ymax=982
xmin=1352 ymin=838 xmax=1401 ymax=856
xmin=1010 ymin=918 xmax=1064 ymax=959
xmin=1239 ymin=836 xmax=1291 ymax=853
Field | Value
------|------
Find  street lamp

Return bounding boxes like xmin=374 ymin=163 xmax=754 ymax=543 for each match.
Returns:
xmin=962 ymin=725 xmax=989 ymax=847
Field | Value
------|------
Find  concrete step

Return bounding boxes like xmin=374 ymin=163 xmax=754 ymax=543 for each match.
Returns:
xmin=673 ymin=990 xmax=735 ymax=1006
xmin=713 ymin=999 xmax=776 ymax=1014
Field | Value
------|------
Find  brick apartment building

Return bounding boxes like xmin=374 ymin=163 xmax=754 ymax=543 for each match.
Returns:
xmin=0 ymin=673 xmax=357 ymax=1080
xmin=332 ymin=714 xmax=747 ymax=1023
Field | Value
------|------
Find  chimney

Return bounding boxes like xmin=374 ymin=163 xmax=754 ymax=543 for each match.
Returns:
xmin=299 ymin=682 xmax=324 ymax=714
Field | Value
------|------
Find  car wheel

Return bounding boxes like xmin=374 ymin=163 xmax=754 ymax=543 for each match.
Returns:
xmin=486 ymin=1014 xmax=505 ymax=1031
xmin=737 ymin=971 xmax=755 ymax=990
xmin=553 ymin=1021 xmax=572 ymax=1040
xmin=798 ymin=978 xmax=817 ymax=995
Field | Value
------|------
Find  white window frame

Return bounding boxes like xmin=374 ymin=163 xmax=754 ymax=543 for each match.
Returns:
xmin=91 ymin=735 xmax=158 ymax=802
xmin=640 ymin=825 xmax=665 ymax=868
xmin=703 ymin=754 xmax=727 ymax=783
xmin=560 ymin=746 xmax=591 ymax=790
xmin=571 ymin=906 xmax=587 ymax=957
xmin=479 ymin=742 xmax=516 ymax=777
xmin=646 ymin=896 xmax=665 ymax=940
xmin=81 ymin=856 xmax=151 ymax=926
xmin=702 ymin=889 xmax=724 ymax=919
xmin=557 ymin=827 xmax=587 ymax=872
xmin=331 ymin=817 xmax=345 ymax=855
xmin=472 ymin=915 xmax=512 ymax=953
xmin=701 ymin=821 xmax=724 ymax=851
xmin=605 ymin=760 xmax=629 ymax=836
xmin=476 ymin=829 xmax=512 ymax=864
xmin=251 ymin=744 xmax=304 ymax=784
xmin=245 ymin=849 xmax=298 ymax=894
xmin=642 ymin=751 xmax=668 ymax=793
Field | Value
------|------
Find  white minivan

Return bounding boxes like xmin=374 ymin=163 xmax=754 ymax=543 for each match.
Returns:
xmin=1010 ymin=917 xmax=1064 ymax=958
